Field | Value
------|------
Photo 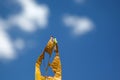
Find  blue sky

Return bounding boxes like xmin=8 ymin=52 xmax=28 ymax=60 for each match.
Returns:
xmin=0 ymin=0 xmax=120 ymax=80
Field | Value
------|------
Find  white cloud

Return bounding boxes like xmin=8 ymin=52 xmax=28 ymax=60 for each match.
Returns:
xmin=0 ymin=28 xmax=15 ymax=60
xmin=0 ymin=0 xmax=49 ymax=60
xmin=63 ymin=15 xmax=94 ymax=36
xmin=9 ymin=0 xmax=49 ymax=32
xmin=0 ymin=21 xmax=25 ymax=60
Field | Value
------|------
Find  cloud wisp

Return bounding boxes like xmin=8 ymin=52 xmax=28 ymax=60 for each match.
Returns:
xmin=0 ymin=28 xmax=15 ymax=60
xmin=0 ymin=25 xmax=25 ymax=60
xmin=9 ymin=0 xmax=49 ymax=32
xmin=63 ymin=15 xmax=94 ymax=36
xmin=0 ymin=0 xmax=49 ymax=60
